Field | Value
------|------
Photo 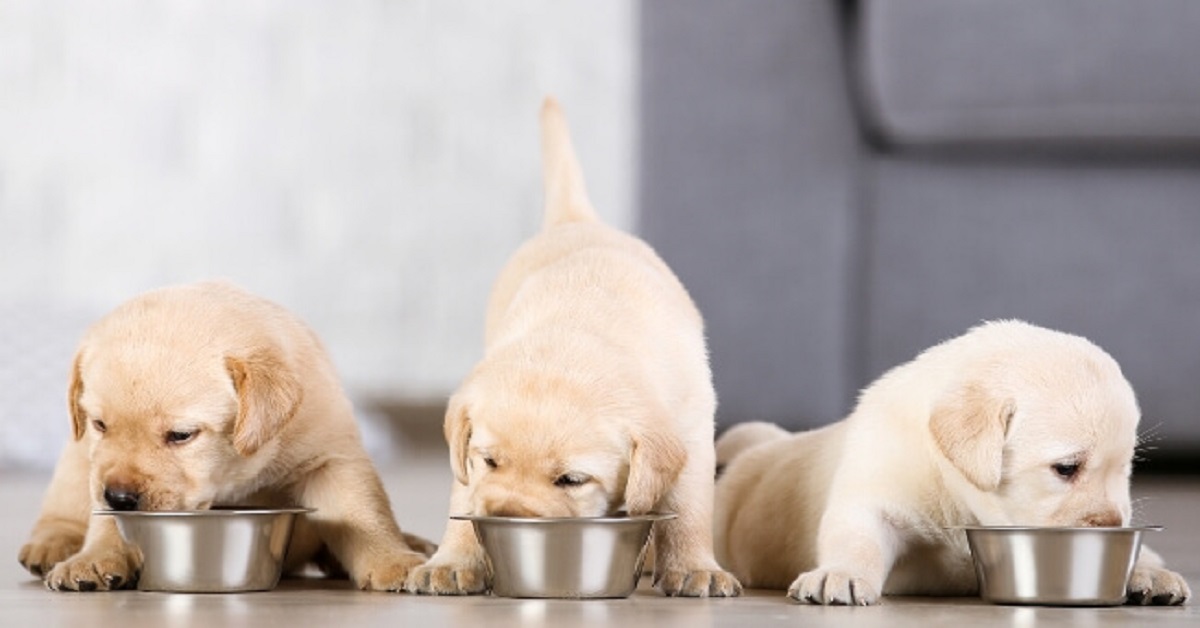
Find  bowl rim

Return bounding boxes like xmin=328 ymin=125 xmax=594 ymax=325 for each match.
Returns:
xmin=92 ymin=507 xmax=314 ymax=518
xmin=954 ymin=525 xmax=1162 ymax=533
xmin=450 ymin=512 xmax=676 ymax=524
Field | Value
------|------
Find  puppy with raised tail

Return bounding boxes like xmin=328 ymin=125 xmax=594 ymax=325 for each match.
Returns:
xmin=406 ymin=98 xmax=740 ymax=598
xmin=715 ymin=320 xmax=1189 ymax=605
xmin=18 ymin=282 xmax=434 ymax=591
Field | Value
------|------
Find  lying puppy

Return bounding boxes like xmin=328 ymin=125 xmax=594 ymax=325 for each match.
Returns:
xmin=715 ymin=320 xmax=1190 ymax=605
xmin=405 ymin=98 xmax=740 ymax=598
xmin=18 ymin=282 xmax=433 ymax=591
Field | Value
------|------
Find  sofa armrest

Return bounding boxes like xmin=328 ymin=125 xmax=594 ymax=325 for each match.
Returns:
xmin=857 ymin=0 xmax=1200 ymax=148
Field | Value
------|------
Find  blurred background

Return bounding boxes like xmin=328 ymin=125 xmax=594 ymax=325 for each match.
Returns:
xmin=0 ymin=0 xmax=635 ymax=469
xmin=2 ymin=0 xmax=1198 ymax=472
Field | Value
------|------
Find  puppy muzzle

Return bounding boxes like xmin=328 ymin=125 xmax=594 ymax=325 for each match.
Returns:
xmin=1080 ymin=509 xmax=1124 ymax=527
xmin=478 ymin=498 xmax=540 ymax=518
xmin=104 ymin=485 xmax=142 ymax=511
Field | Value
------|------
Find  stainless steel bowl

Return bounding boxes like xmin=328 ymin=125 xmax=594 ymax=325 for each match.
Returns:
xmin=453 ymin=513 xmax=675 ymax=598
xmin=97 ymin=508 xmax=311 ymax=593
xmin=962 ymin=525 xmax=1161 ymax=606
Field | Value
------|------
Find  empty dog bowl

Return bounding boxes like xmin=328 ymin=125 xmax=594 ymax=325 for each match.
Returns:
xmin=962 ymin=525 xmax=1161 ymax=606
xmin=452 ymin=512 xmax=675 ymax=598
xmin=96 ymin=507 xmax=311 ymax=592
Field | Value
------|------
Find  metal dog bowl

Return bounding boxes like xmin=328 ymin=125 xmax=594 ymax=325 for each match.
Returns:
xmin=96 ymin=507 xmax=311 ymax=592
xmin=962 ymin=525 xmax=1160 ymax=606
xmin=453 ymin=512 xmax=675 ymax=598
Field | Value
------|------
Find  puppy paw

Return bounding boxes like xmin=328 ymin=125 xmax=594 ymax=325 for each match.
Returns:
xmin=404 ymin=559 xmax=489 ymax=595
xmin=18 ymin=526 xmax=84 ymax=577
xmin=353 ymin=550 xmax=427 ymax=592
xmin=653 ymin=568 xmax=742 ymax=598
xmin=44 ymin=546 xmax=140 ymax=592
xmin=788 ymin=569 xmax=879 ymax=605
xmin=1127 ymin=565 xmax=1190 ymax=606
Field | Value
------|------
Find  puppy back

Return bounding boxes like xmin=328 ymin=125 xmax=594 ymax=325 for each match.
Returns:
xmin=540 ymin=96 xmax=598 ymax=228
xmin=716 ymin=421 xmax=790 ymax=473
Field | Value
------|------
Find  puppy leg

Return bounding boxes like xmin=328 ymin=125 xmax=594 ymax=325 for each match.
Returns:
xmin=402 ymin=531 xmax=439 ymax=558
xmin=1126 ymin=545 xmax=1190 ymax=605
xmin=405 ymin=480 xmax=490 ymax=595
xmin=19 ymin=439 xmax=91 ymax=578
xmin=652 ymin=446 xmax=742 ymax=597
xmin=44 ymin=514 xmax=141 ymax=592
xmin=789 ymin=504 xmax=894 ymax=605
xmin=300 ymin=457 xmax=427 ymax=592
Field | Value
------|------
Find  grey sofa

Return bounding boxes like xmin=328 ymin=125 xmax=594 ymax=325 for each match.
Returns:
xmin=639 ymin=0 xmax=1200 ymax=459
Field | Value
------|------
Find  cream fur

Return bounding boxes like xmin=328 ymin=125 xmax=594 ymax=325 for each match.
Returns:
xmin=18 ymin=282 xmax=434 ymax=592
xmin=715 ymin=320 xmax=1190 ymax=605
xmin=405 ymin=98 xmax=740 ymax=598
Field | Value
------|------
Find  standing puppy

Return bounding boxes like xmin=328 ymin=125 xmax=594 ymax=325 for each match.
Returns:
xmin=406 ymin=98 xmax=740 ymax=598
xmin=715 ymin=320 xmax=1189 ymax=605
xmin=18 ymin=282 xmax=432 ymax=591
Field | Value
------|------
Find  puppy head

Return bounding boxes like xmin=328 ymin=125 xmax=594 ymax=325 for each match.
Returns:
xmin=70 ymin=295 xmax=303 ymax=511
xmin=445 ymin=365 xmax=686 ymax=518
xmin=930 ymin=322 xmax=1138 ymax=527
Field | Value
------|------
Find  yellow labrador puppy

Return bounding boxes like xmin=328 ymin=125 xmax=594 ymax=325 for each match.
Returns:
xmin=715 ymin=320 xmax=1190 ymax=606
xmin=18 ymin=282 xmax=433 ymax=591
xmin=405 ymin=99 xmax=740 ymax=598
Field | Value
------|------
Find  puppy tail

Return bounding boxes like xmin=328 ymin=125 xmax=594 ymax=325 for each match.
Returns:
xmin=715 ymin=421 xmax=790 ymax=474
xmin=540 ymin=96 xmax=599 ymax=228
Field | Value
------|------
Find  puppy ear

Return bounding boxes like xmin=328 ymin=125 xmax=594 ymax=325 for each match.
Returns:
xmin=444 ymin=393 xmax=472 ymax=486
xmin=226 ymin=349 xmax=303 ymax=456
xmin=929 ymin=380 xmax=1015 ymax=491
xmin=625 ymin=421 xmax=688 ymax=515
xmin=68 ymin=349 xmax=86 ymax=441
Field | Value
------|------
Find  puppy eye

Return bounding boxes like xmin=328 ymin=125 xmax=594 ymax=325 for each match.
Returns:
xmin=91 ymin=419 xmax=107 ymax=434
xmin=166 ymin=430 xmax=197 ymax=445
xmin=1052 ymin=462 xmax=1081 ymax=479
xmin=554 ymin=473 xmax=589 ymax=488
xmin=483 ymin=455 xmax=498 ymax=469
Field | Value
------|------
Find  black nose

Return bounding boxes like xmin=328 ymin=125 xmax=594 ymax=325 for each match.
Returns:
xmin=104 ymin=487 xmax=141 ymax=511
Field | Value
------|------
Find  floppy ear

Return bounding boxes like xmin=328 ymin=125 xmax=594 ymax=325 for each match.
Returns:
xmin=929 ymin=380 xmax=1015 ymax=491
xmin=226 ymin=348 xmax=303 ymax=456
xmin=444 ymin=392 xmax=473 ymax=486
xmin=625 ymin=420 xmax=688 ymax=515
xmin=68 ymin=349 xmax=86 ymax=441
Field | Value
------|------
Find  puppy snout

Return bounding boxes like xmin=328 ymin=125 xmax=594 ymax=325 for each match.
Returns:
xmin=480 ymin=498 xmax=538 ymax=518
xmin=104 ymin=485 xmax=142 ymax=511
xmin=1081 ymin=509 xmax=1123 ymax=527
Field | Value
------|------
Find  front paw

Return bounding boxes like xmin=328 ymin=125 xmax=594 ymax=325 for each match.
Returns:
xmin=1127 ymin=565 xmax=1190 ymax=606
xmin=19 ymin=526 xmax=85 ymax=577
xmin=44 ymin=546 xmax=140 ymax=592
xmin=405 ymin=558 xmax=489 ymax=595
xmin=789 ymin=568 xmax=879 ymax=606
xmin=653 ymin=568 xmax=742 ymax=597
xmin=353 ymin=550 xmax=427 ymax=592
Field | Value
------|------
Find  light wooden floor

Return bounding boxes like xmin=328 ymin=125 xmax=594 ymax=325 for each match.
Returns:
xmin=3 ymin=455 xmax=1198 ymax=627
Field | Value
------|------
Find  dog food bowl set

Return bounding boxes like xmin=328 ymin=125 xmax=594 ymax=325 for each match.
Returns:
xmin=453 ymin=512 xmax=674 ymax=598
xmin=97 ymin=508 xmax=310 ymax=593
xmin=95 ymin=506 xmax=1157 ymax=605
xmin=961 ymin=525 xmax=1161 ymax=606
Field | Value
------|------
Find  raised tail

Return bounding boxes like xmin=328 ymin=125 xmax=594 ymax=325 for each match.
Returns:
xmin=540 ymin=97 xmax=598 ymax=228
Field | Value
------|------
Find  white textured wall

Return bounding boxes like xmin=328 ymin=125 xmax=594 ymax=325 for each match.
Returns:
xmin=0 ymin=0 xmax=636 ymax=468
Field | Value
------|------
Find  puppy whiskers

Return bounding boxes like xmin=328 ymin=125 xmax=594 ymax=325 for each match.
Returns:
xmin=1128 ymin=496 xmax=1152 ymax=526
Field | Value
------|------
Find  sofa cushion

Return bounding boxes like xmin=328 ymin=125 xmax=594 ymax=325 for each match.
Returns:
xmin=857 ymin=0 xmax=1200 ymax=147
